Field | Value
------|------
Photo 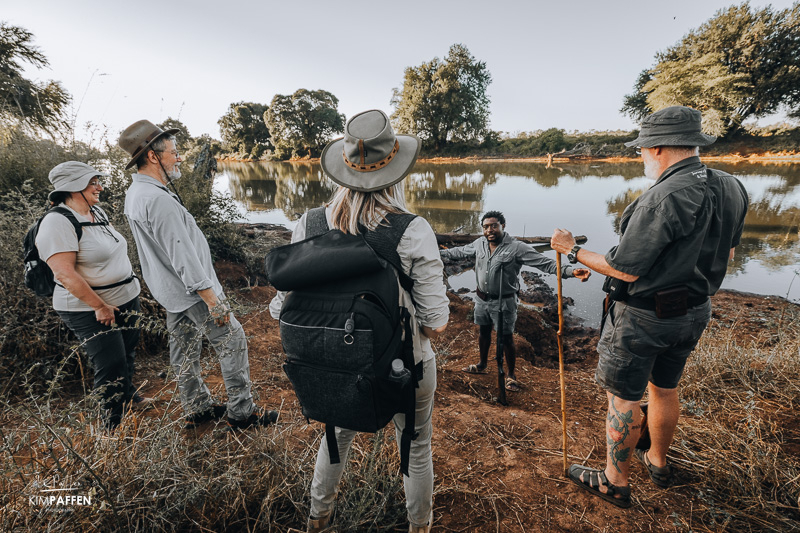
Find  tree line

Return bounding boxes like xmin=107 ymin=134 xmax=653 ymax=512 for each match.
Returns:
xmin=216 ymin=43 xmax=491 ymax=160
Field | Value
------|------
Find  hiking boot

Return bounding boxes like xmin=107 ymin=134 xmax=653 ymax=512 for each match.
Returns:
xmin=226 ymin=408 xmax=279 ymax=431
xmin=286 ymin=511 xmax=332 ymax=533
xmin=184 ymin=404 xmax=227 ymax=430
xmin=131 ymin=392 xmax=155 ymax=410
xmin=409 ymin=510 xmax=433 ymax=533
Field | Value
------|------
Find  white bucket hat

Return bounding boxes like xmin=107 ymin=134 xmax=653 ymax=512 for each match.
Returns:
xmin=48 ymin=161 xmax=109 ymax=202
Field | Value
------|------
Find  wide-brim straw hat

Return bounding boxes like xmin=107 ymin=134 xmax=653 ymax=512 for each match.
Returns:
xmin=47 ymin=161 xmax=109 ymax=202
xmin=118 ymin=119 xmax=180 ymax=170
xmin=624 ymin=105 xmax=716 ymax=148
xmin=320 ymin=109 xmax=420 ymax=192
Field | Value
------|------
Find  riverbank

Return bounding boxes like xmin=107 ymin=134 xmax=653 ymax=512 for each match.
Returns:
xmin=2 ymin=226 xmax=798 ymax=532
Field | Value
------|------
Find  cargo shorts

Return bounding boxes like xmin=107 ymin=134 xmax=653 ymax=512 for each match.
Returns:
xmin=595 ymin=300 xmax=712 ymax=401
xmin=473 ymin=295 xmax=518 ymax=333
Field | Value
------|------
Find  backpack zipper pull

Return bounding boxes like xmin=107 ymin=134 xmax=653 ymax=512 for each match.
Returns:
xmin=344 ymin=313 xmax=355 ymax=344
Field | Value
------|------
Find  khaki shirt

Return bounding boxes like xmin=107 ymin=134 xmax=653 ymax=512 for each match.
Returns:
xmin=441 ymin=233 xmax=574 ymax=296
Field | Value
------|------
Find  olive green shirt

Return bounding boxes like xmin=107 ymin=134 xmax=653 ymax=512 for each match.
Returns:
xmin=606 ymin=157 xmax=749 ymax=298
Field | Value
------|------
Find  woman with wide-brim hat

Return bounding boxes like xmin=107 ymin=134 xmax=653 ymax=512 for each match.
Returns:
xmin=271 ymin=110 xmax=449 ymax=533
xmin=35 ymin=161 xmax=147 ymax=431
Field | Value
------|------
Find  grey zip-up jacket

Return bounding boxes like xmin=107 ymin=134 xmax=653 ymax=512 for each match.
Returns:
xmin=440 ymin=233 xmax=575 ymax=296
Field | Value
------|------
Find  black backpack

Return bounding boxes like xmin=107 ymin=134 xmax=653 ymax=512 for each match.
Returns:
xmin=265 ymin=207 xmax=419 ymax=475
xmin=23 ymin=207 xmax=88 ymax=297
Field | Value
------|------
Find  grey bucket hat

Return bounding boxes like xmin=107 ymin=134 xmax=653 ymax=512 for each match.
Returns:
xmin=625 ymin=106 xmax=716 ymax=148
xmin=118 ymin=119 xmax=180 ymax=170
xmin=48 ymin=161 xmax=109 ymax=202
xmin=320 ymin=109 xmax=420 ymax=192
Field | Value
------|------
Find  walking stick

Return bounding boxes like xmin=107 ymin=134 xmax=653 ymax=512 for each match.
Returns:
xmin=496 ymin=264 xmax=508 ymax=406
xmin=556 ymin=252 xmax=568 ymax=476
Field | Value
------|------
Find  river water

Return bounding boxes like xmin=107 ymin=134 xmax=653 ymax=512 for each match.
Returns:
xmin=217 ymin=160 xmax=800 ymax=327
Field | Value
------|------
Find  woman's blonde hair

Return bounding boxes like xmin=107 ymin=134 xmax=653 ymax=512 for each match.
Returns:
xmin=328 ymin=182 xmax=409 ymax=235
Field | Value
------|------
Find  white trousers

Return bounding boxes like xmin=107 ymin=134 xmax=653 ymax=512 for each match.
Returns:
xmin=310 ymin=357 xmax=437 ymax=528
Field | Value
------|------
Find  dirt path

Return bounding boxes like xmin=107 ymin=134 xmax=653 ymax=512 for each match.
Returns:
xmin=150 ymin=258 xmax=792 ymax=532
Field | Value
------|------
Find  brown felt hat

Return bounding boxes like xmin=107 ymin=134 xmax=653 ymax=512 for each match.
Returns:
xmin=320 ymin=109 xmax=420 ymax=192
xmin=118 ymin=119 xmax=180 ymax=170
xmin=625 ymin=106 xmax=716 ymax=148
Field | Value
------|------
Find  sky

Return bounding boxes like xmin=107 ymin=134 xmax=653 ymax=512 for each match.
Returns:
xmin=3 ymin=0 xmax=797 ymax=143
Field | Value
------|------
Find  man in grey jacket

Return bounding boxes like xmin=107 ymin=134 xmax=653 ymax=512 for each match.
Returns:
xmin=441 ymin=211 xmax=590 ymax=391
xmin=119 ymin=120 xmax=277 ymax=431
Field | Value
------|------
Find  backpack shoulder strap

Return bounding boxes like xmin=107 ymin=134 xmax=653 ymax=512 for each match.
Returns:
xmin=365 ymin=213 xmax=417 ymax=292
xmin=305 ymin=206 xmax=329 ymax=238
xmin=47 ymin=206 xmax=87 ymax=241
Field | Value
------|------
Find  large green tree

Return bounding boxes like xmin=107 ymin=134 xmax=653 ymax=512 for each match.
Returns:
xmin=391 ymin=44 xmax=491 ymax=151
xmin=264 ymin=89 xmax=345 ymax=159
xmin=0 ymin=22 xmax=69 ymax=132
xmin=217 ymin=101 xmax=271 ymax=158
xmin=621 ymin=2 xmax=800 ymax=136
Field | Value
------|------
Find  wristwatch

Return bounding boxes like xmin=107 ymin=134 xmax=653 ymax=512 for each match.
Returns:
xmin=567 ymin=245 xmax=581 ymax=264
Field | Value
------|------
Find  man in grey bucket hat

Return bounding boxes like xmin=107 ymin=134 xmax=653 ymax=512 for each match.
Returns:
xmin=550 ymin=105 xmax=749 ymax=507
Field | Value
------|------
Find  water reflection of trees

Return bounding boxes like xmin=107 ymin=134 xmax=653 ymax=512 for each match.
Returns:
xmin=604 ymin=186 xmax=800 ymax=273
xmin=220 ymin=161 xmax=800 ymax=272
xmin=713 ymin=163 xmax=800 ymax=195
xmin=224 ymin=162 xmax=337 ymax=219
xmin=411 ymin=162 xmax=646 ymax=189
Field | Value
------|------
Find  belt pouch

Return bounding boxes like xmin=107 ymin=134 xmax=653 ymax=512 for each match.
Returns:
xmin=654 ymin=287 xmax=688 ymax=318
xmin=602 ymin=276 xmax=629 ymax=302
xmin=476 ymin=288 xmax=488 ymax=301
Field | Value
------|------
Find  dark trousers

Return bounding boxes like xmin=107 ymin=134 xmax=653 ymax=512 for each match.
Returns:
xmin=57 ymin=297 xmax=141 ymax=428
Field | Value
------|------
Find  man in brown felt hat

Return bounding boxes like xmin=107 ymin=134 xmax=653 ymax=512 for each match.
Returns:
xmin=119 ymin=120 xmax=278 ymax=431
xmin=550 ymin=105 xmax=749 ymax=507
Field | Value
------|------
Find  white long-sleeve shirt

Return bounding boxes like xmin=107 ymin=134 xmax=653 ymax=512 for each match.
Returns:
xmin=124 ymin=174 xmax=223 ymax=313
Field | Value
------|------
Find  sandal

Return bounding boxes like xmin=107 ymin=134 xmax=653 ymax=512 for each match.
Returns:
xmin=462 ymin=364 xmax=488 ymax=374
xmin=505 ymin=377 xmax=521 ymax=392
xmin=568 ymin=464 xmax=632 ymax=508
xmin=634 ymin=448 xmax=673 ymax=488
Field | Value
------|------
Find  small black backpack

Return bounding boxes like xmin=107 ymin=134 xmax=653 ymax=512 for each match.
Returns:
xmin=23 ymin=207 xmax=86 ymax=297
xmin=265 ymin=207 xmax=419 ymax=475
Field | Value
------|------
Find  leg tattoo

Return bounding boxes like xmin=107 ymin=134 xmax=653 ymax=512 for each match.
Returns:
xmin=607 ymin=400 xmax=634 ymax=474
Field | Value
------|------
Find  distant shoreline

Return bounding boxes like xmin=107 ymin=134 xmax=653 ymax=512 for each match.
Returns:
xmin=218 ymin=151 xmax=800 ymax=164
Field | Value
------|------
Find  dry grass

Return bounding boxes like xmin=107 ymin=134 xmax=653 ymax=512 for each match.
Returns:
xmin=672 ymin=305 xmax=800 ymax=532
xmin=0 ymin=392 xmax=409 ymax=532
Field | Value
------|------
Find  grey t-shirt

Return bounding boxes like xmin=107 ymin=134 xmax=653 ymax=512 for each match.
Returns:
xmin=35 ymin=205 xmax=140 ymax=312
xmin=606 ymin=157 xmax=749 ymax=298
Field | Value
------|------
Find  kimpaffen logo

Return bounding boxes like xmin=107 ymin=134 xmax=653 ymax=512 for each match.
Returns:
xmin=28 ymin=477 xmax=94 ymax=512
xmin=29 ymin=489 xmax=92 ymax=507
